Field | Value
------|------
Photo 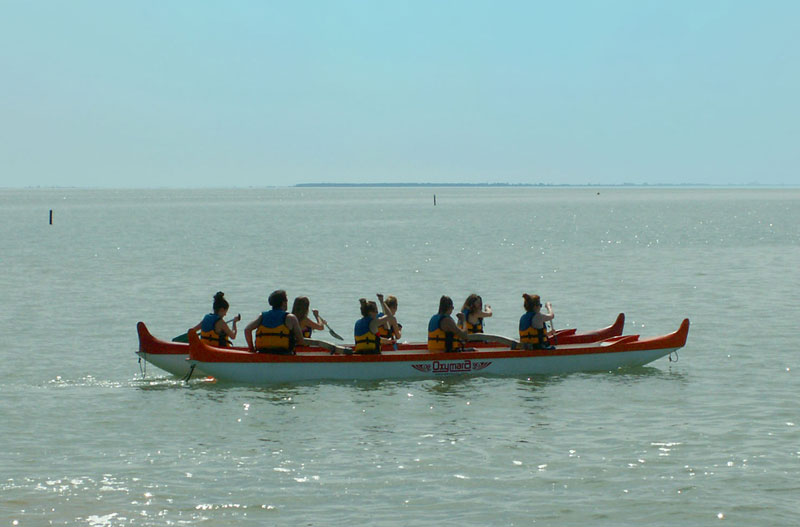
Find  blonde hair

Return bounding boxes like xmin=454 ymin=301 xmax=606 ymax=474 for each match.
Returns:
xmin=385 ymin=295 xmax=398 ymax=310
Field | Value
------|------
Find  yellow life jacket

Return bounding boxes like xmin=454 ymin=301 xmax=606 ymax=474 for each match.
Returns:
xmin=461 ymin=309 xmax=484 ymax=334
xmin=519 ymin=311 xmax=549 ymax=348
xmin=200 ymin=313 xmax=230 ymax=347
xmin=375 ymin=313 xmax=398 ymax=340
xmin=255 ymin=310 xmax=295 ymax=353
xmin=354 ymin=317 xmax=380 ymax=354
xmin=428 ymin=314 xmax=460 ymax=352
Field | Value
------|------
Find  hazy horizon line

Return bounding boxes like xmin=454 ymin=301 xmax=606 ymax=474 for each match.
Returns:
xmin=3 ymin=182 xmax=798 ymax=190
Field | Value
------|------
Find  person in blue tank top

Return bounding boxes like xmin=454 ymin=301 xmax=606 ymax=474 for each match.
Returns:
xmin=190 ymin=291 xmax=240 ymax=347
xmin=244 ymin=289 xmax=305 ymax=354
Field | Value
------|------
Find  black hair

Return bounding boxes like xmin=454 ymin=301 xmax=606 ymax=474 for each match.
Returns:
xmin=438 ymin=295 xmax=453 ymax=315
xmin=268 ymin=289 xmax=288 ymax=309
xmin=212 ymin=291 xmax=229 ymax=312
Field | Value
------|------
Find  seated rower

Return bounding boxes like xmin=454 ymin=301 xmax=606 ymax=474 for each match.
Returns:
xmin=428 ymin=295 xmax=470 ymax=352
xmin=376 ymin=295 xmax=402 ymax=348
xmin=519 ymin=293 xmax=556 ymax=350
xmin=458 ymin=293 xmax=519 ymax=349
xmin=459 ymin=294 xmax=492 ymax=334
xmin=354 ymin=294 xmax=395 ymax=354
xmin=292 ymin=296 xmax=327 ymax=339
xmin=245 ymin=290 xmax=305 ymax=354
xmin=190 ymin=291 xmax=240 ymax=347
xmin=292 ymin=295 xmax=350 ymax=354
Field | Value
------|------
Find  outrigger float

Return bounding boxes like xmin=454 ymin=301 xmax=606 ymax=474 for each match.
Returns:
xmin=134 ymin=314 xmax=690 ymax=383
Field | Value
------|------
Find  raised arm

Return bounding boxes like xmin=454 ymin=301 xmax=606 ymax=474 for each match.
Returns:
xmin=374 ymin=293 xmax=399 ymax=335
xmin=218 ymin=313 xmax=241 ymax=340
xmin=440 ymin=315 xmax=469 ymax=340
xmin=307 ymin=309 xmax=326 ymax=331
xmin=541 ymin=302 xmax=554 ymax=322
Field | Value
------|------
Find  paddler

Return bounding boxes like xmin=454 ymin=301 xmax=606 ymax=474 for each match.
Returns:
xmin=291 ymin=295 xmax=350 ymax=354
xmin=428 ymin=295 xmax=470 ymax=352
xmin=190 ymin=291 xmax=240 ymax=347
xmin=354 ymin=294 xmax=396 ymax=354
xmin=376 ymin=295 xmax=402 ymax=347
xmin=459 ymin=294 xmax=492 ymax=334
xmin=457 ymin=293 xmax=519 ymax=349
xmin=245 ymin=289 xmax=305 ymax=354
xmin=519 ymin=294 xmax=556 ymax=350
xmin=291 ymin=296 xmax=327 ymax=339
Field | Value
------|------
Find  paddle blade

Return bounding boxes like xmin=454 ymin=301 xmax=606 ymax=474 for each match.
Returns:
xmin=326 ymin=324 xmax=344 ymax=341
xmin=171 ymin=333 xmax=189 ymax=343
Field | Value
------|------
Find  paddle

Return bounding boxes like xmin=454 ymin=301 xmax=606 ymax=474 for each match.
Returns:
xmin=304 ymin=338 xmax=351 ymax=354
xmin=324 ymin=322 xmax=344 ymax=341
xmin=546 ymin=306 xmax=557 ymax=346
xmin=547 ymin=320 xmax=557 ymax=344
xmin=311 ymin=309 xmax=343 ymax=341
xmin=172 ymin=315 xmax=239 ymax=343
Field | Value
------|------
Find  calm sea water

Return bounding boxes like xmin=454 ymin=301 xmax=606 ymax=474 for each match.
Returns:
xmin=1 ymin=187 xmax=798 ymax=526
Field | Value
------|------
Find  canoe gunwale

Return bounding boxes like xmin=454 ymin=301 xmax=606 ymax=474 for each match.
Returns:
xmin=186 ymin=318 xmax=689 ymax=364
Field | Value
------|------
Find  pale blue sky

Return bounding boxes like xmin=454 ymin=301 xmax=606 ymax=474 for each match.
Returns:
xmin=1 ymin=1 xmax=798 ymax=187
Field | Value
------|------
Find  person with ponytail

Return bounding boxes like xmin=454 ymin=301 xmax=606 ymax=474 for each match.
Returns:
xmin=191 ymin=292 xmax=240 ymax=348
xmin=428 ymin=295 xmax=470 ymax=352
xmin=519 ymin=294 xmax=555 ymax=350
xmin=354 ymin=294 xmax=396 ymax=354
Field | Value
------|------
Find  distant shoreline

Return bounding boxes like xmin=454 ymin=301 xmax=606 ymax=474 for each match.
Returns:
xmin=294 ymin=182 xmax=792 ymax=188
xmin=4 ymin=183 xmax=798 ymax=190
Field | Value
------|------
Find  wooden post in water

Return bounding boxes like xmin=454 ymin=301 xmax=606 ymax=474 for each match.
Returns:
xmin=49 ymin=209 xmax=53 ymax=225
xmin=433 ymin=194 xmax=436 ymax=206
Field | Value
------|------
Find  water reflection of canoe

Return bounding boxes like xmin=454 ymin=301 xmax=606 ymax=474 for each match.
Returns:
xmin=135 ymin=314 xmax=626 ymax=378
xmin=184 ymin=318 xmax=689 ymax=385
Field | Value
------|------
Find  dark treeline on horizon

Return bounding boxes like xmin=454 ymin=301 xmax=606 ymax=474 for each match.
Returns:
xmin=296 ymin=182 xmax=541 ymax=187
xmin=294 ymin=182 xmax=729 ymax=188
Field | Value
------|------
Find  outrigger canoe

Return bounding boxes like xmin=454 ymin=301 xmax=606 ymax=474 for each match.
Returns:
xmin=186 ymin=318 xmax=688 ymax=384
xmin=135 ymin=314 xmax=627 ymax=378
